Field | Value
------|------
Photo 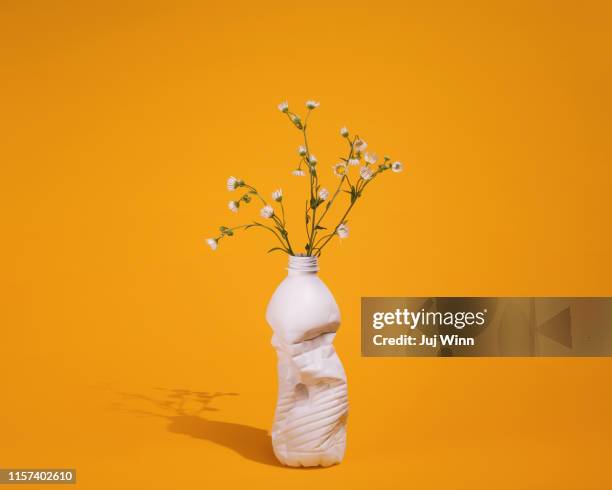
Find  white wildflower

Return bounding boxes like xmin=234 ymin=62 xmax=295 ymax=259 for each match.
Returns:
xmin=292 ymin=169 xmax=305 ymax=177
xmin=354 ymin=139 xmax=367 ymax=151
xmin=206 ymin=238 xmax=218 ymax=250
xmin=318 ymin=188 xmax=329 ymax=201
xmin=308 ymin=155 xmax=317 ymax=165
xmin=360 ymin=166 xmax=373 ymax=180
xmin=306 ymin=100 xmax=320 ymax=109
xmin=272 ymin=189 xmax=283 ymax=202
xmin=333 ymin=162 xmax=347 ymax=178
xmin=336 ymin=223 xmax=349 ymax=239
xmin=364 ymin=152 xmax=378 ymax=165
xmin=348 ymin=158 xmax=360 ymax=166
xmin=228 ymin=200 xmax=239 ymax=213
xmin=278 ymin=101 xmax=289 ymax=113
xmin=392 ymin=161 xmax=404 ymax=173
xmin=340 ymin=126 xmax=349 ymax=137
xmin=260 ymin=205 xmax=274 ymax=219
xmin=227 ymin=176 xmax=242 ymax=191
xmin=298 ymin=145 xmax=307 ymax=156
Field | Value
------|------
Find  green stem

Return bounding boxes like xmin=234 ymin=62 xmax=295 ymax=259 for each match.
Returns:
xmin=243 ymin=184 xmax=267 ymax=205
xmin=216 ymin=223 xmax=251 ymax=240
xmin=280 ymin=200 xmax=286 ymax=226
xmin=301 ymin=118 xmax=319 ymax=255
xmin=216 ymin=223 xmax=289 ymax=253
xmin=315 ymin=175 xmax=376 ymax=256
xmin=243 ymin=183 xmax=294 ymax=253
xmin=314 ymin=136 xmax=357 ymax=229
xmin=305 ymin=200 xmax=311 ymax=244
xmin=270 ymin=214 xmax=294 ymax=254
xmin=312 ymin=231 xmax=334 ymax=250
xmin=251 ymin=223 xmax=291 ymax=252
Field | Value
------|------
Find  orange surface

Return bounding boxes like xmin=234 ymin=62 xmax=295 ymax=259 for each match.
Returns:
xmin=1 ymin=1 xmax=611 ymax=489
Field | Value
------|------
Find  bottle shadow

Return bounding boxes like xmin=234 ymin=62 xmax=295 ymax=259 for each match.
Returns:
xmin=113 ymin=388 xmax=281 ymax=467
xmin=166 ymin=414 xmax=278 ymax=466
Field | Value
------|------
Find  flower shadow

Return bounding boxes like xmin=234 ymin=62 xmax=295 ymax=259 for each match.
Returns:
xmin=113 ymin=387 xmax=281 ymax=467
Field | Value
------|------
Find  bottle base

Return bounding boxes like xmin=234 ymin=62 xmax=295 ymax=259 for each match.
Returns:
xmin=273 ymin=443 xmax=345 ymax=468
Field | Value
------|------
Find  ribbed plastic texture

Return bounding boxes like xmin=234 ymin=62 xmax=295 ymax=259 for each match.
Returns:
xmin=288 ymin=255 xmax=320 ymax=272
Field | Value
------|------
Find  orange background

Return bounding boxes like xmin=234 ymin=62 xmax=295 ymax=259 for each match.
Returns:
xmin=1 ymin=1 xmax=611 ymax=489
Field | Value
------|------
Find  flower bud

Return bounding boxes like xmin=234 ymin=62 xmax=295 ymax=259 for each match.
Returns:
xmin=291 ymin=114 xmax=303 ymax=129
xmin=272 ymin=189 xmax=283 ymax=202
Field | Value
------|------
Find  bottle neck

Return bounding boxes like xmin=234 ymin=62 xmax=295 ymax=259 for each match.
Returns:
xmin=287 ymin=255 xmax=319 ymax=275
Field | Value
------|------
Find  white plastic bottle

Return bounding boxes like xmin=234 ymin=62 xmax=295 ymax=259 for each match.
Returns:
xmin=266 ymin=255 xmax=348 ymax=467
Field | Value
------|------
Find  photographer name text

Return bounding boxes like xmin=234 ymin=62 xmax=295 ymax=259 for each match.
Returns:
xmin=370 ymin=308 xmax=487 ymax=348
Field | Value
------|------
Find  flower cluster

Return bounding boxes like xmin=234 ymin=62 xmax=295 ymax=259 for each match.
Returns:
xmin=206 ymin=100 xmax=404 ymax=255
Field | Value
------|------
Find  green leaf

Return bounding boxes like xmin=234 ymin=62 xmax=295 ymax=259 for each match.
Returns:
xmin=267 ymin=247 xmax=286 ymax=254
xmin=315 ymin=225 xmax=327 ymax=230
xmin=225 ymin=230 xmax=234 ymax=236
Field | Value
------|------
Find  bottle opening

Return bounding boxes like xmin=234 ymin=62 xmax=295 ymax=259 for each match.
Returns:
xmin=288 ymin=254 xmax=319 ymax=272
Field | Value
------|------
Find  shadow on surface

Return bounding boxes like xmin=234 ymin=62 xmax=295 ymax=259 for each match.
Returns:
xmin=112 ymin=387 xmax=281 ymax=467
xmin=167 ymin=414 xmax=278 ymax=466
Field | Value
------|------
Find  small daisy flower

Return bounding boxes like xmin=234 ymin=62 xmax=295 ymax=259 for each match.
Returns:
xmin=333 ymin=162 xmax=348 ymax=178
xmin=354 ymin=139 xmax=367 ymax=152
xmin=392 ymin=161 xmax=404 ymax=173
xmin=306 ymin=100 xmax=320 ymax=109
xmin=298 ymin=145 xmax=307 ymax=156
xmin=206 ymin=238 xmax=218 ymax=250
xmin=227 ymin=176 xmax=242 ymax=191
xmin=292 ymin=169 xmax=305 ymax=177
xmin=228 ymin=200 xmax=239 ymax=213
xmin=336 ymin=223 xmax=349 ymax=239
xmin=360 ymin=166 xmax=374 ymax=180
xmin=272 ymin=189 xmax=283 ymax=202
xmin=308 ymin=155 xmax=317 ymax=165
xmin=364 ymin=153 xmax=378 ymax=165
xmin=340 ymin=127 xmax=349 ymax=137
xmin=278 ymin=101 xmax=289 ymax=113
xmin=260 ymin=205 xmax=274 ymax=219
xmin=348 ymin=158 xmax=360 ymax=166
xmin=318 ymin=188 xmax=329 ymax=201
